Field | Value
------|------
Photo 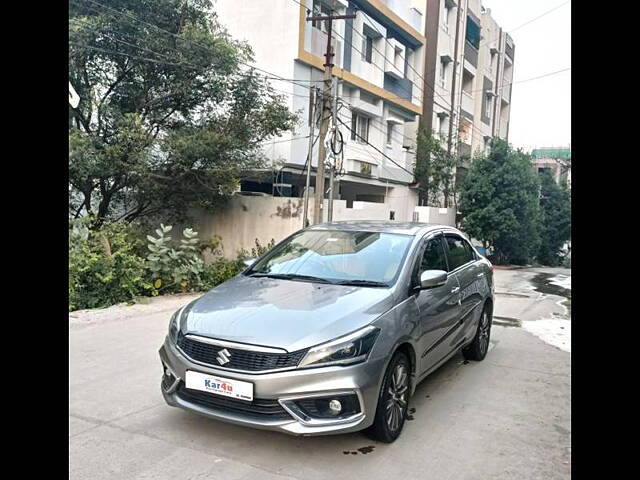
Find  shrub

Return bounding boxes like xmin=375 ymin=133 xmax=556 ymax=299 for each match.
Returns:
xmin=69 ymin=217 xmax=276 ymax=311
xmin=146 ymin=225 xmax=205 ymax=294
xmin=237 ymin=238 xmax=275 ymax=261
xmin=201 ymin=258 xmax=245 ymax=290
xmin=69 ymin=219 xmax=152 ymax=311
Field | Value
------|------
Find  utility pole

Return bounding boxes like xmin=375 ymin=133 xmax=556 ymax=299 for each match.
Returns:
xmin=302 ymin=87 xmax=316 ymax=228
xmin=306 ymin=9 xmax=356 ymax=224
xmin=327 ymin=76 xmax=339 ymax=222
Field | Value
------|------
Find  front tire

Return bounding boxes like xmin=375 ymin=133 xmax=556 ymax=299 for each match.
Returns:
xmin=366 ymin=351 xmax=410 ymax=443
xmin=462 ymin=304 xmax=492 ymax=361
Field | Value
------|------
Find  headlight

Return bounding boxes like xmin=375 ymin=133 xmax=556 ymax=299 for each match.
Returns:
xmin=168 ymin=304 xmax=188 ymax=342
xmin=298 ymin=326 xmax=380 ymax=369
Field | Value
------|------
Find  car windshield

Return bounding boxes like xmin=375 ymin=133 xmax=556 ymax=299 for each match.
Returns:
xmin=246 ymin=230 xmax=413 ymax=286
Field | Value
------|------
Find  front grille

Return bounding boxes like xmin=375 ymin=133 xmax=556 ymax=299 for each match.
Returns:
xmin=177 ymin=332 xmax=307 ymax=372
xmin=176 ymin=383 xmax=291 ymax=420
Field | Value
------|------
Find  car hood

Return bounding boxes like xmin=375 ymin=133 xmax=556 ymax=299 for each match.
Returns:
xmin=180 ymin=275 xmax=396 ymax=352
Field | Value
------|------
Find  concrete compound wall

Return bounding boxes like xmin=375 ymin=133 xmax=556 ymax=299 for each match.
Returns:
xmin=191 ymin=194 xmax=455 ymax=259
xmin=413 ymin=205 xmax=457 ymax=226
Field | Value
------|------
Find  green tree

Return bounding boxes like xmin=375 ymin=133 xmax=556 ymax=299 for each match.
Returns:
xmin=537 ymin=170 xmax=571 ymax=266
xmin=414 ymin=126 xmax=457 ymax=207
xmin=69 ymin=0 xmax=296 ymax=227
xmin=458 ymin=139 xmax=541 ymax=265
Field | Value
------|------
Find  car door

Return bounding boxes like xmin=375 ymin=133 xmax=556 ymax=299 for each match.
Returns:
xmin=443 ymin=233 xmax=486 ymax=346
xmin=412 ymin=233 xmax=462 ymax=376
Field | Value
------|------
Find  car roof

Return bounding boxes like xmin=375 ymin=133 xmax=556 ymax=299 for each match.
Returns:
xmin=307 ymin=221 xmax=458 ymax=236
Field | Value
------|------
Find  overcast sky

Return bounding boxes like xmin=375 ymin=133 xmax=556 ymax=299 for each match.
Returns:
xmin=480 ymin=0 xmax=571 ymax=151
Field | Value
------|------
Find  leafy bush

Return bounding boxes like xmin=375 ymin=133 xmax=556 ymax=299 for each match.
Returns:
xmin=69 ymin=217 xmax=276 ymax=311
xmin=201 ymin=258 xmax=245 ymax=290
xmin=69 ymin=219 xmax=152 ymax=311
xmin=146 ymin=225 xmax=205 ymax=294
xmin=237 ymin=238 xmax=275 ymax=261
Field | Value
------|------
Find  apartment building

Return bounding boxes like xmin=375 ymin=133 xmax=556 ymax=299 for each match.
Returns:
xmin=531 ymin=147 xmax=571 ymax=188
xmin=422 ymin=0 xmax=515 ymax=182
xmin=215 ymin=0 xmax=426 ymax=221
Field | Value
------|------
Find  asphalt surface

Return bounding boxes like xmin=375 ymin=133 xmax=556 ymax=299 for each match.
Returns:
xmin=70 ymin=267 xmax=571 ymax=480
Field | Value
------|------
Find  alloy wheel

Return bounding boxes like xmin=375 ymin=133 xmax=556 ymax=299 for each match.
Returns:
xmin=385 ymin=363 xmax=408 ymax=432
xmin=478 ymin=311 xmax=491 ymax=355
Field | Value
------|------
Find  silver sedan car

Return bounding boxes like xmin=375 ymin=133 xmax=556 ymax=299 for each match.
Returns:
xmin=159 ymin=221 xmax=494 ymax=442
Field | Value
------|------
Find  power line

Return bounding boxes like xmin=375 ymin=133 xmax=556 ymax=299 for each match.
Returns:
xmin=72 ymin=0 xmax=325 ymax=94
xmin=509 ymin=0 xmax=571 ymax=34
xmin=294 ymin=0 xmax=448 ymax=111
xmin=336 ymin=117 xmax=415 ymax=178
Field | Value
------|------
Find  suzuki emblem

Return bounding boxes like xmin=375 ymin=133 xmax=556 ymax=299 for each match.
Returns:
xmin=216 ymin=348 xmax=231 ymax=365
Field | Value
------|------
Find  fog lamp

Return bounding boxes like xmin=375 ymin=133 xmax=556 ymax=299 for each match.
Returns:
xmin=328 ymin=399 xmax=342 ymax=415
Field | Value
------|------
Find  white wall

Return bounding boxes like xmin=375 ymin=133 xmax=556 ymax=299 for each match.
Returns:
xmin=191 ymin=194 xmax=414 ymax=258
xmin=413 ymin=205 xmax=456 ymax=225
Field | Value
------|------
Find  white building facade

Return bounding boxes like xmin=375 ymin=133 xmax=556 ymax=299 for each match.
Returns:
xmin=215 ymin=0 xmax=427 ymax=222
xmin=422 ymin=0 xmax=515 ymax=187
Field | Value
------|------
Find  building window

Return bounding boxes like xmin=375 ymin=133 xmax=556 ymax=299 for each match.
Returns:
xmin=485 ymin=95 xmax=492 ymax=118
xmin=393 ymin=47 xmax=402 ymax=69
xmin=351 ymin=113 xmax=370 ymax=143
xmin=438 ymin=115 xmax=448 ymax=138
xmin=312 ymin=1 xmax=330 ymax=32
xmin=439 ymin=60 xmax=447 ymax=87
xmin=362 ymin=34 xmax=373 ymax=63
xmin=360 ymin=162 xmax=372 ymax=176
xmin=465 ymin=16 xmax=481 ymax=49
xmin=442 ymin=6 xmax=450 ymax=32
xmin=386 ymin=122 xmax=395 ymax=145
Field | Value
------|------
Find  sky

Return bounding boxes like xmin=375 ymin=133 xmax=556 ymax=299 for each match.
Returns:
xmin=480 ymin=0 xmax=571 ymax=151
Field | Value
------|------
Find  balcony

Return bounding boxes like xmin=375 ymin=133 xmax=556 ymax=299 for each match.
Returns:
xmin=499 ymin=121 xmax=508 ymax=139
xmin=461 ymin=91 xmax=474 ymax=118
xmin=345 ymin=158 xmax=378 ymax=178
xmin=501 ymin=83 xmax=511 ymax=103
xmin=384 ymin=38 xmax=405 ymax=80
xmin=383 ymin=74 xmax=413 ymax=101
xmin=464 ymin=41 xmax=478 ymax=67
xmin=309 ymin=27 xmax=342 ymax=67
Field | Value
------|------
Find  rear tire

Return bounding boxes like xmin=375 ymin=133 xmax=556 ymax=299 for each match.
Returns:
xmin=365 ymin=351 xmax=410 ymax=443
xmin=462 ymin=304 xmax=492 ymax=361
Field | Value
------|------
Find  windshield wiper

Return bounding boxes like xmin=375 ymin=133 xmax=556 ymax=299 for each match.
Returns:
xmin=333 ymin=279 xmax=388 ymax=287
xmin=248 ymin=273 xmax=334 ymax=284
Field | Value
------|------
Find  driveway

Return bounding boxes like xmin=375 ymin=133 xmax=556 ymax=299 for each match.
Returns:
xmin=70 ymin=267 xmax=571 ymax=480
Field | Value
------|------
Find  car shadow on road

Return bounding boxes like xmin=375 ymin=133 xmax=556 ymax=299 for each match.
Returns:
xmin=161 ymin=349 xmax=474 ymax=461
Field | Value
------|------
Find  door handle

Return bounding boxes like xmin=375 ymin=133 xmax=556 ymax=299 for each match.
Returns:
xmin=451 ymin=286 xmax=460 ymax=294
xmin=477 ymin=273 xmax=484 ymax=278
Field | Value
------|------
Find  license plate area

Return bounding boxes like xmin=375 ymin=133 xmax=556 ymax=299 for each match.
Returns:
xmin=185 ymin=370 xmax=253 ymax=402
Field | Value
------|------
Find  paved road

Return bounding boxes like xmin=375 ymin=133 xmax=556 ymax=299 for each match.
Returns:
xmin=70 ymin=268 xmax=571 ymax=480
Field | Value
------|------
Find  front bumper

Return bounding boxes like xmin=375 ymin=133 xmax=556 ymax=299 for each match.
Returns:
xmin=159 ymin=336 xmax=387 ymax=436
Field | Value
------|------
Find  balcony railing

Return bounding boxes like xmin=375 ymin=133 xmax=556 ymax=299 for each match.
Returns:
xmin=461 ymin=91 xmax=474 ymax=117
xmin=309 ymin=28 xmax=342 ymax=67
xmin=501 ymin=83 xmax=511 ymax=103
xmin=464 ymin=40 xmax=478 ymax=67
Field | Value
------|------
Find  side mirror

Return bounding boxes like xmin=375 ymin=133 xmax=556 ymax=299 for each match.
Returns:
xmin=419 ymin=270 xmax=448 ymax=289
xmin=243 ymin=258 xmax=256 ymax=267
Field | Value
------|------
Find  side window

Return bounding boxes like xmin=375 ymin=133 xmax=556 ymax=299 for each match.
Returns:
xmin=421 ymin=237 xmax=448 ymax=272
xmin=412 ymin=237 xmax=447 ymax=285
xmin=444 ymin=235 xmax=475 ymax=271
